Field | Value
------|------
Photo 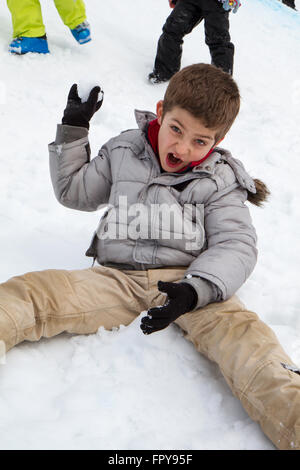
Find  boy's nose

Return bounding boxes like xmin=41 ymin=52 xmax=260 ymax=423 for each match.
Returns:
xmin=175 ymin=140 xmax=190 ymax=158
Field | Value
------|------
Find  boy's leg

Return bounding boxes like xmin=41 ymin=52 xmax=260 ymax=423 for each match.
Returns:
xmin=146 ymin=267 xmax=300 ymax=449
xmin=53 ymin=0 xmax=87 ymax=29
xmin=0 ymin=266 xmax=148 ymax=355
xmin=173 ymin=296 xmax=300 ymax=450
xmin=153 ymin=0 xmax=202 ymax=80
xmin=6 ymin=0 xmax=45 ymax=38
xmin=202 ymin=0 xmax=234 ymax=74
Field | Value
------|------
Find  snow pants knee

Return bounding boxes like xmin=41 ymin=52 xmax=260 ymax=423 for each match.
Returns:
xmin=7 ymin=0 xmax=87 ymax=38
xmin=0 ymin=265 xmax=299 ymax=450
xmin=153 ymin=0 xmax=234 ymax=78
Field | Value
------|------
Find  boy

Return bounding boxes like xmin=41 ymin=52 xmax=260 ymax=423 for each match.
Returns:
xmin=148 ymin=0 xmax=240 ymax=84
xmin=1 ymin=64 xmax=300 ymax=450
xmin=7 ymin=0 xmax=91 ymax=54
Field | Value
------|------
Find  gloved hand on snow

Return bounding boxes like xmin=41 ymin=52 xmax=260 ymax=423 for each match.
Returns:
xmin=140 ymin=281 xmax=198 ymax=335
xmin=219 ymin=0 xmax=241 ymax=13
xmin=62 ymin=83 xmax=104 ymax=129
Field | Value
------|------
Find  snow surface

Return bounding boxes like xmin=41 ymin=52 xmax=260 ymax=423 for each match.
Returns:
xmin=0 ymin=0 xmax=300 ymax=450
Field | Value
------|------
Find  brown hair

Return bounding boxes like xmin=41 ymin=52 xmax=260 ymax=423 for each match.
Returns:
xmin=162 ymin=63 xmax=240 ymax=142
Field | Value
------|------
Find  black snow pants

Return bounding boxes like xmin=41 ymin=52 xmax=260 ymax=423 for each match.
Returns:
xmin=153 ymin=0 xmax=235 ymax=78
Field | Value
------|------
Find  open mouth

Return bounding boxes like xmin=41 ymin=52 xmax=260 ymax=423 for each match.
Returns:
xmin=166 ymin=153 xmax=183 ymax=168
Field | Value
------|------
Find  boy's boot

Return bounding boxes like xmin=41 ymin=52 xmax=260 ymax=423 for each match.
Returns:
xmin=70 ymin=20 xmax=91 ymax=44
xmin=9 ymin=35 xmax=49 ymax=54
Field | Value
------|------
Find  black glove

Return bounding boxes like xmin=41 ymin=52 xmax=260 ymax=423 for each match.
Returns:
xmin=140 ymin=281 xmax=198 ymax=335
xmin=62 ymin=83 xmax=104 ymax=129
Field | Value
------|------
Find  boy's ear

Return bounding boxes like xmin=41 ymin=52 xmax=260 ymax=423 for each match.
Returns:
xmin=156 ymin=100 xmax=164 ymax=125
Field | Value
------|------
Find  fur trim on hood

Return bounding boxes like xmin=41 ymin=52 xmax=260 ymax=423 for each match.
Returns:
xmin=247 ymin=179 xmax=270 ymax=207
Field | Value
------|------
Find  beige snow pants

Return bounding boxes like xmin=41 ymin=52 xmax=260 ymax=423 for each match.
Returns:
xmin=0 ymin=265 xmax=299 ymax=450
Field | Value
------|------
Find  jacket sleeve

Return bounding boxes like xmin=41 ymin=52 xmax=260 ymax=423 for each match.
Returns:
xmin=183 ymin=186 xmax=258 ymax=306
xmin=48 ymin=124 xmax=112 ymax=211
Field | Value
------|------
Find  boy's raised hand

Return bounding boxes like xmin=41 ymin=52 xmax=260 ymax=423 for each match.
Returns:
xmin=140 ymin=281 xmax=197 ymax=335
xmin=62 ymin=83 xmax=104 ymax=129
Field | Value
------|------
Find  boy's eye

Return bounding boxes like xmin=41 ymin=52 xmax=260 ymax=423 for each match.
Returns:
xmin=195 ymin=139 xmax=205 ymax=146
xmin=171 ymin=125 xmax=181 ymax=134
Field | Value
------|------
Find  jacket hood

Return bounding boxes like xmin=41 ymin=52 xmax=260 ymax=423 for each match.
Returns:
xmin=215 ymin=148 xmax=270 ymax=206
xmin=134 ymin=109 xmax=157 ymax=132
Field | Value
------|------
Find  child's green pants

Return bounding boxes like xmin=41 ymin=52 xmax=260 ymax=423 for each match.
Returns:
xmin=7 ymin=0 xmax=87 ymax=38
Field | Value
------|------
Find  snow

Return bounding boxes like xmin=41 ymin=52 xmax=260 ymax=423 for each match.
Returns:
xmin=0 ymin=0 xmax=300 ymax=450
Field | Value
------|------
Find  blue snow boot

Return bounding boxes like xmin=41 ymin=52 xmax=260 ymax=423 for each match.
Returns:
xmin=9 ymin=36 xmax=49 ymax=55
xmin=70 ymin=21 xmax=91 ymax=44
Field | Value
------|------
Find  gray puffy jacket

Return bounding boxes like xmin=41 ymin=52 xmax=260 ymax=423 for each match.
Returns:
xmin=49 ymin=110 xmax=258 ymax=309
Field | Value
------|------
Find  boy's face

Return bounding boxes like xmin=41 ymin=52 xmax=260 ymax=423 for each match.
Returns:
xmin=156 ymin=101 xmax=217 ymax=173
